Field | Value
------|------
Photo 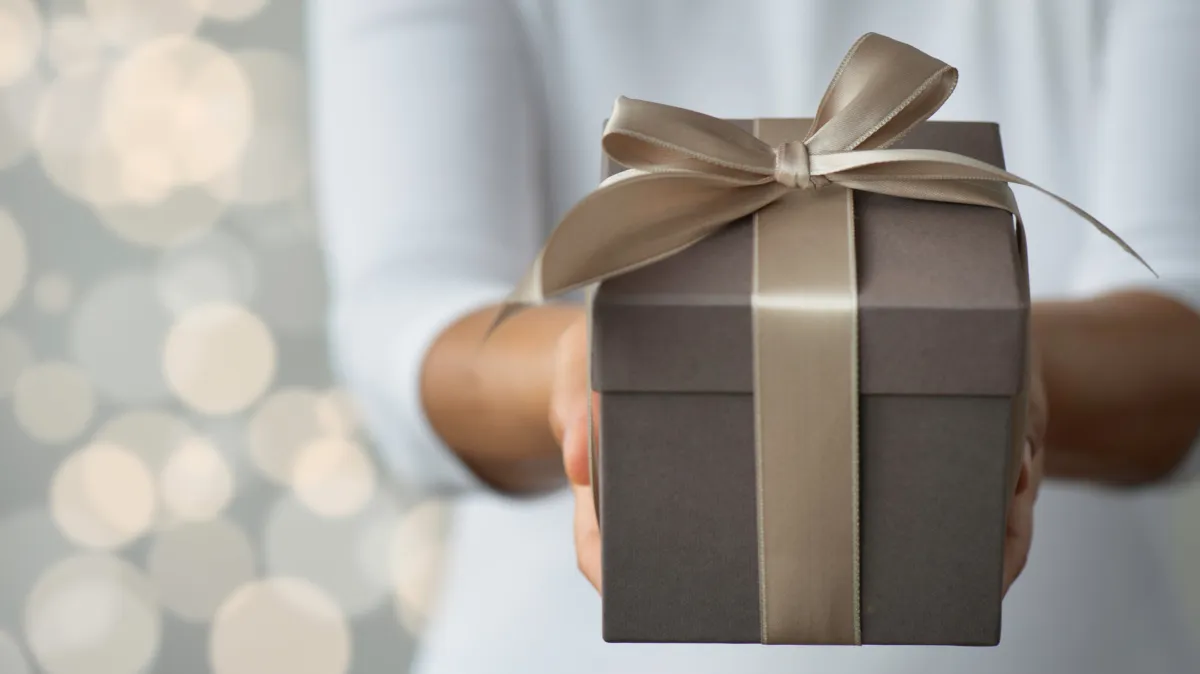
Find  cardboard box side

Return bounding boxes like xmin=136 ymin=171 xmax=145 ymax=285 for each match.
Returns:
xmin=859 ymin=394 xmax=1011 ymax=645
xmin=600 ymin=392 xmax=761 ymax=643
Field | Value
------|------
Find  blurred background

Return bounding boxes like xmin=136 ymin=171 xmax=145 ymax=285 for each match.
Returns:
xmin=0 ymin=1 xmax=1197 ymax=674
xmin=0 ymin=1 xmax=447 ymax=672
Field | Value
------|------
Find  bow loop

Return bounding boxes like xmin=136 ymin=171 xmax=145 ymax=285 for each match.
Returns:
xmin=804 ymin=33 xmax=958 ymax=154
xmin=602 ymin=96 xmax=776 ymax=181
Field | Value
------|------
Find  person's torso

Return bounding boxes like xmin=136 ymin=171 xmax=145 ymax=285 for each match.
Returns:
xmin=415 ymin=2 xmax=1199 ymax=672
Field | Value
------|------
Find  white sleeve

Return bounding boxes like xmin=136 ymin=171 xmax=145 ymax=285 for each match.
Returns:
xmin=308 ymin=0 xmax=547 ymax=493
xmin=1070 ymin=0 xmax=1200 ymax=482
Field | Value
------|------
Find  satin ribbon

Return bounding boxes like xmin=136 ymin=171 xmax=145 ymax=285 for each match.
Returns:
xmin=497 ymin=32 xmax=1150 ymax=645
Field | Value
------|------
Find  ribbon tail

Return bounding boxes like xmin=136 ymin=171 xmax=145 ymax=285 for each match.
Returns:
xmin=835 ymin=177 xmax=1020 ymax=216
xmin=818 ymin=149 xmax=1157 ymax=276
xmin=483 ymin=252 xmax=546 ymax=338
xmin=1007 ymin=176 xmax=1156 ymax=277
xmin=483 ymin=301 xmax=533 ymax=340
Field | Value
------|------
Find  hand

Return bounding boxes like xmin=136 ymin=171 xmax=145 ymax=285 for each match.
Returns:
xmin=550 ymin=313 xmax=1047 ymax=597
xmin=1003 ymin=346 xmax=1047 ymax=596
xmin=548 ymin=315 xmax=603 ymax=591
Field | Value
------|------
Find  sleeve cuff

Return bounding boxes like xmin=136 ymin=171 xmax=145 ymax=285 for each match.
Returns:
xmin=333 ymin=275 xmax=510 ymax=495
xmin=389 ymin=282 xmax=502 ymax=494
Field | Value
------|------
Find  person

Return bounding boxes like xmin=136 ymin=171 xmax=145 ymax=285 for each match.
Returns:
xmin=308 ymin=1 xmax=1200 ymax=672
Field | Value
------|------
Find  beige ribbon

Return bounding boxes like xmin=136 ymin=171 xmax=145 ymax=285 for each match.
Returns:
xmin=498 ymin=32 xmax=1150 ymax=645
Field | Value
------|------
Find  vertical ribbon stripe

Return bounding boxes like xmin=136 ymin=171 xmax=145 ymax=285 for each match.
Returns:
xmin=753 ymin=119 xmax=861 ymax=645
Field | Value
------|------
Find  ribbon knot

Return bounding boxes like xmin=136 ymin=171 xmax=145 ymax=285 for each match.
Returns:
xmin=774 ymin=141 xmax=826 ymax=190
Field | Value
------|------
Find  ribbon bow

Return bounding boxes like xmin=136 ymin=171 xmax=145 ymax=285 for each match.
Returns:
xmin=498 ymin=32 xmax=1153 ymax=647
xmin=501 ymin=32 xmax=1150 ymax=319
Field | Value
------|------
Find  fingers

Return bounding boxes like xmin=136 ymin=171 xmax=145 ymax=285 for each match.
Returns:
xmin=549 ymin=316 xmax=597 ymax=487
xmin=549 ymin=319 xmax=588 ymax=441
xmin=561 ymin=411 xmax=592 ymax=486
xmin=1026 ymin=345 xmax=1049 ymax=457
xmin=552 ymin=317 xmax=589 ymax=409
xmin=549 ymin=316 xmax=602 ymax=592
xmin=1004 ymin=342 xmax=1049 ymax=597
xmin=573 ymin=482 xmax=602 ymax=592
xmin=1003 ymin=440 xmax=1035 ymax=596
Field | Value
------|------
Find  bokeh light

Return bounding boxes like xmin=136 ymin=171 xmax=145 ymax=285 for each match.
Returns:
xmin=291 ymin=437 xmax=378 ymax=518
xmin=158 ymin=435 xmax=234 ymax=522
xmin=391 ymin=500 xmax=451 ymax=635
xmin=94 ymin=186 xmax=226 ymax=247
xmin=264 ymin=493 xmax=397 ymax=616
xmin=0 ymin=629 xmax=30 ymax=674
xmin=95 ymin=409 xmax=192 ymax=475
xmin=0 ymin=69 xmax=41 ymax=169
xmin=35 ymin=34 xmax=241 ymax=244
xmin=315 ymin=388 xmax=361 ymax=437
xmin=0 ymin=209 xmax=28 ymax=318
xmin=247 ymin=387 xmax=326 ymax=484
xmin=33 ymin=272 xmax=74 ymax=315
xmin=101 ymin=35 xmax=253 ymax=188
xmin=71 ymin=272 xmax=171 ymax=404
xmin=1 ymin=0 xmax=438 ymax=671
xmin=50 ymin=442 xmax=156 ymax=549
xmin=23 ymin=554 xmax=161 ymax=674
xmin=156 ymin=228 xmax=257 ymax=316
xmin=0 ymin=0 xmax=41 ymax=87
xmin=190 ymin=0 xmax=268 ymax=22
xmin=85 ymin=0 xmax=204 ymax=47
xmin=0 ymin=327 xmax=32 ymax=398
xmin=208 ymin=123 xmax=307 ymax=206
xmin=207 ymin=49 xmax=307 ymax=205
xmin=209 ymin=577 xmax=351 ymax=674
xmin=0 ymin=510 xmax=74 ymax=627
xmin=115 ymin=145 xmax=176 ymax=204
xmin=12 ymin=362 xmax=95 ymax=445
xmin=95 ymin=409 xmax=235 ymax=528
xmin=45 ymin=13 xmax=105 ymax=75
xmin=147 ymin=518 xmax=255 ymax=622
xmin=163 ymin=302 xmax=276 ymax=415
xmin=33 ymin=64 xmax=126 ymax=207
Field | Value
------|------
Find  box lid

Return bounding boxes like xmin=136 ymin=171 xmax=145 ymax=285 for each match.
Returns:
xmin=591 ymin=120 xmax=1030 ymax=397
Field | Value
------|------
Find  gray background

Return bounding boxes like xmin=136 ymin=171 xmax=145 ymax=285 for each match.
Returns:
xmin=0 ymin=1 xmax=442 ymax=672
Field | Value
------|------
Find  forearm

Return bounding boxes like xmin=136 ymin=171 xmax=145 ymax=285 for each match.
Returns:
xmin=1035 ymin=290 xmax=1200 ymax=486
xmin=421 ymin=304 xmax=583 ymax=493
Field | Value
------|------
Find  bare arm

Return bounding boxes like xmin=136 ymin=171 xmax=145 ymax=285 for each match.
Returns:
xmin=1036 ymin=291 xmax=1200 ymax=486
xmin=421 ymin=305 xmax=583 ymax=493
xmin=418 ymin=289 xmax=1200 ymax=499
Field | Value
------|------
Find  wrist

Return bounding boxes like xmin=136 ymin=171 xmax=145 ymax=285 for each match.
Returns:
xmin=479 ymin=302 xmax=583 ymax=454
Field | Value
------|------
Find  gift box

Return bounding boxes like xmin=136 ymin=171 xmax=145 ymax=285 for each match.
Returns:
xmin=591 ymin=118 xmax=1028 ymax=645
xmin=496 ymin=32 xmax=1142 ymax=647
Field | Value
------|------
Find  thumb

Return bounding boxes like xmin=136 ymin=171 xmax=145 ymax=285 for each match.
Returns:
xmin=561 ymin=402 xmax=593 ymax=486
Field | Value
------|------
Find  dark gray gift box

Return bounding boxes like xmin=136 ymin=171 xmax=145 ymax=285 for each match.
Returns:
xmin=590 ymin=120 xmax=1029 ymax=645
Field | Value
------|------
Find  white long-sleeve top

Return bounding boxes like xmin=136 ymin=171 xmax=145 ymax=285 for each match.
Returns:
xmin=309 ymin=1 xmax=1200 ymax=672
